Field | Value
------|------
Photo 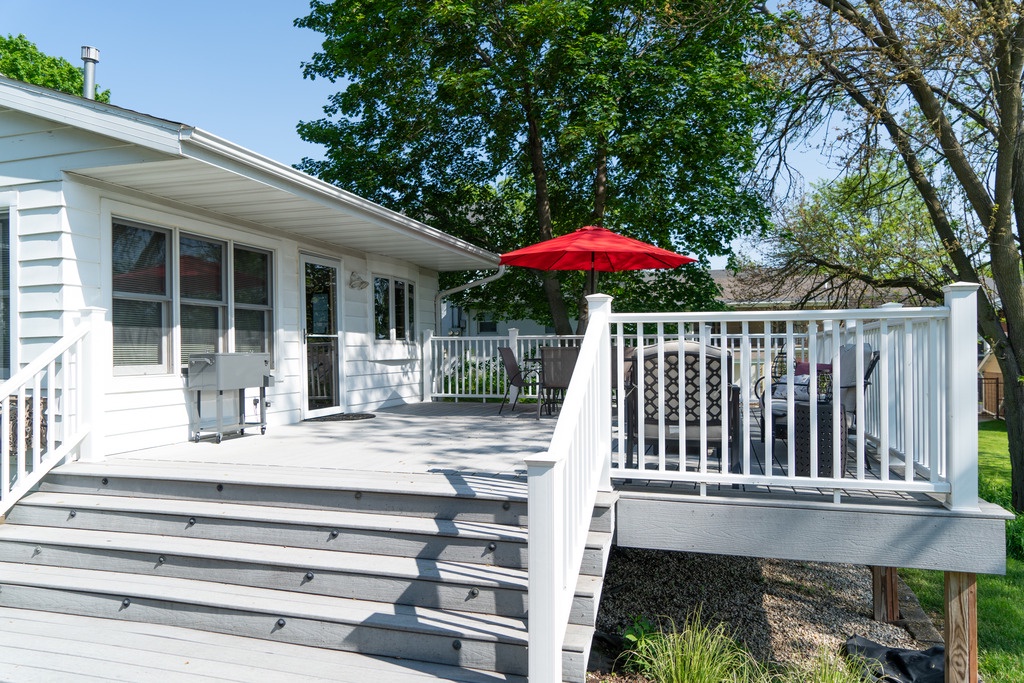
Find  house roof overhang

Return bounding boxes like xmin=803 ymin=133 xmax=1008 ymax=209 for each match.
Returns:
xmin=0 ymin=77 xmax=499 ymax=273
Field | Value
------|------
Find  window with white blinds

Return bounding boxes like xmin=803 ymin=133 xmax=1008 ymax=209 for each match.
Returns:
xmin=233 ymin=247 xmax=272 ymax=355
xmin=111 ymin=219 xmax=273 ymax=373
xmin=112 ymin=222 xmax=170 ymax=370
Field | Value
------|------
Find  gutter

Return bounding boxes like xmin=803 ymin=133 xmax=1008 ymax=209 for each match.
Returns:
xmin=434 ymin=266 xmax=507 ymax=332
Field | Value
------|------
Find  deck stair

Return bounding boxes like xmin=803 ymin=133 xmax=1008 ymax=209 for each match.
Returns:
xmin=0 ymin=459 xmax=616 ymax=682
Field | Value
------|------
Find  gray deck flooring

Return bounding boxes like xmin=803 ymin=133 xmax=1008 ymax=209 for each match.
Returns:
xmin=108 ymin=401 xmax=939 ymax=509
xmin=115 ymin=402 xmax=554 ymax=481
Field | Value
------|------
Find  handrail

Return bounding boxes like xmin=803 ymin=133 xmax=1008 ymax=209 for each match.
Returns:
xmin=0 ymin=313 xmax=97 ymax=517
xmin=525 ymin=295 xmax=611 ymax=682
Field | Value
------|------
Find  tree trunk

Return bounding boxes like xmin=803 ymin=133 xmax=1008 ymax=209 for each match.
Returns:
xmin=523 ymin=92 xmax=572 ymax=335
xmin=576 ymin=142 xmax=610 ymax=335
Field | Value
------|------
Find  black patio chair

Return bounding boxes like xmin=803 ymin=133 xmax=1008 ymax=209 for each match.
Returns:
xmin=498 ymin=346 xmax=537 ymax=415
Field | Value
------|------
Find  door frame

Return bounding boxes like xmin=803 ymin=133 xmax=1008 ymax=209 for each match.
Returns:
xmin=300 ymin=253 xmax=346 ymax=419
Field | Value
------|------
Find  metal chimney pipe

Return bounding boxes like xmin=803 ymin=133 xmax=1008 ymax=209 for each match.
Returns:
xmin=81 ymin=46 xmax=99 ymax=99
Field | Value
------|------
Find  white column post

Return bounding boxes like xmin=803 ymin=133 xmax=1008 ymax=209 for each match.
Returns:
xmin=588 ymin=294 xmax=614 ymax=492
xmin=944 ymin=283 xmax=979 ymax=511
xmin=421 ymin=330 xmax=434 ymax=402
xmin=524 ymin=453 xmax=564 ymax=683
xmin=78 ymin=307 xmax=107 ymax=462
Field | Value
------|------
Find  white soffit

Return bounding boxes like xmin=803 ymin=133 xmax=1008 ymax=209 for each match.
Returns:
xmin=0 ymin=76 xmax=498 ymax=272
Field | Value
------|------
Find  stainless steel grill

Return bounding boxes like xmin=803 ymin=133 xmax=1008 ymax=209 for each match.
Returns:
xmin=187 ymin=353 xmax=272 ymax=443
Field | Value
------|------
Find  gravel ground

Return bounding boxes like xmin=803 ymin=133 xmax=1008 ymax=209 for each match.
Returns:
xmin=587 ymin=548 xmax=929 ymax=680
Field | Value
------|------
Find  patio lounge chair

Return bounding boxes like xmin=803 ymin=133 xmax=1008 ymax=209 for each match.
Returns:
xmin=624 ymin=341 xmax=740 ymax=471
xmin=498 ymin=347 xmax=537 ymax=415
xmin=537 ymin=346 xmax=580 ymax=418
xmin=757 ymin=343 xmax=879 ymax=476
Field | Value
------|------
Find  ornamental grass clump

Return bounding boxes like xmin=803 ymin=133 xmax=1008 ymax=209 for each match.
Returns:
xmin=620 ymin=614 xmax=869 ymax=683
xmin=621 ymin=614 xmax=764 ymax=682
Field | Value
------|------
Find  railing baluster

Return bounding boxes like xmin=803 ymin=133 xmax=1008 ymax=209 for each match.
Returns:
xmin=16 ymin=385 xmax=26 ymax=482
xmin=902 ymin=319 xmax=914 ymax=483
xmin=1 ymin=395 xmax=9 ymax=501
xmin=31 ymin=373 xmax=41 ymax=469
xmin=740 ymin=321 xmax=751 ymax=477
xmin=656 ymin=322 xmax=665 ymax=471
xmin=879 ymin=319 xmax=891 ymax=480
xmin=785 ymin=321 xmax=795 ymax=479
xmin=929 ymin=319 xmax=942 ymax=482
xmin=808 ymin=321 xmax=819 ymax=480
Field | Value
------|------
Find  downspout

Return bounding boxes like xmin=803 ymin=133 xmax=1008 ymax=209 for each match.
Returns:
xmin=434 ymin=266 xmax=507 ymax=333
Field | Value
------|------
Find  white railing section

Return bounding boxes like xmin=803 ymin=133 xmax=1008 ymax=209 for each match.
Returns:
xmin=425 ymin=331 xmax=583 ymax=401
xmin=0 ymin=312 xmax=98 ymax=517
xmin=525 ymin=295 xmax=612 ymax=681
xmin=609 ymin=284 xmax=979 ymax=509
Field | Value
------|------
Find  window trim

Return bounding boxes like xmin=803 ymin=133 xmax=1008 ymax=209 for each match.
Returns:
xmin=372 ymin=274 xmax=416 ymax=343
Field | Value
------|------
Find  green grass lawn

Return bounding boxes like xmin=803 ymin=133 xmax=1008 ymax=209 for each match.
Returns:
xmin=900 ymin=420 xmax=1024 ymax=683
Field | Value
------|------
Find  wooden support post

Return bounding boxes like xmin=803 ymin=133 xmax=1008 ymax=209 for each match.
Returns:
xmin=944 ymin=571 xmax=977 ymax=683
xmin=871 ymin=566 xmax=900 ymax=622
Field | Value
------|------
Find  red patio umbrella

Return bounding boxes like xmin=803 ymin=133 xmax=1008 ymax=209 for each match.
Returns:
xmin=499 ymin=225 xmax=696 ymax=292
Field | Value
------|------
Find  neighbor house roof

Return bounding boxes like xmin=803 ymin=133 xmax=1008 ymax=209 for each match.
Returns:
xmin=0 ymin=76 xmax=499 ymax=272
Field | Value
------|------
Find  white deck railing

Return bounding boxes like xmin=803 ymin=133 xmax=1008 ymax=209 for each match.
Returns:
xmin=424 ymin=332 xmax=583 ymax=401
xmin=0 ymin=311 xmax=98 ymax=517
xmin=525 ymin=296 xmax=612 ymax=681
xmin=610 ymin=284 xmax=979 ymax=510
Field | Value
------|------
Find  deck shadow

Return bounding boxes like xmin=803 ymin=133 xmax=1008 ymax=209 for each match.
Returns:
xmin=590 ymin=547 xmax=774 ymax=670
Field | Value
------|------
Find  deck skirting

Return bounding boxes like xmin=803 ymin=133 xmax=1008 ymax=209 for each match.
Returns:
xmin=614 ymin=490 xmax=1010 ymax=574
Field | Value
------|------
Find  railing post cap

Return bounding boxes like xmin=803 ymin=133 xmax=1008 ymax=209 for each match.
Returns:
xmin=943 ymin=282 xmax=980 ymax=294
xmin=879 ymin=302 xmax=904 ymax=309
xmin=585 ymin=293 xmax=613 ymax=305
xmin=524 ymin=453 xmax=559 ymax=468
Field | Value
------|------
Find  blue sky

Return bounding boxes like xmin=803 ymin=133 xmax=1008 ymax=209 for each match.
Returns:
xmin=3 ymin=0 xmax=335 ymax=166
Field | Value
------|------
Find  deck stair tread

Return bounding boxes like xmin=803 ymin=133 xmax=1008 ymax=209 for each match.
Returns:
xmin=14 ymin=491 xmax=529 ymax=542
xmin=50 ymin=460 xmax=529 ymax=501
xmin=0 ymin=524 xmax=530 ymax=589
xmin=0 ymin=561 xmax=529 ymax=642
xmin=0 ymin=607 xmax=525 ymax=682
xmin=0 ymin=522 xmax=604 ymax=601
xmin=3 ymin=461 xmax=611 ymax=681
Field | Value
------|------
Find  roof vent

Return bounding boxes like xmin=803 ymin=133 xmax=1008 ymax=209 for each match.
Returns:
xmin=81 ymin=46 xmax=99 ymax=100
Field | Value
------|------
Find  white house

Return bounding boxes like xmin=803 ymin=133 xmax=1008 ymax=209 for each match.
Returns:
xmin=0 ymin=75 xmax=498 ymax=453
xmin=0 ymin=75 xmax=1011 ymax=683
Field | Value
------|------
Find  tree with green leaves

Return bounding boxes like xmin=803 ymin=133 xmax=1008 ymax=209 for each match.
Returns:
xmin=0 ymin=34 xmax=109 ymax=102
xmin=295 ymin=0 xmax=774 ymax=333
xmin=756 ymin=1 xmax=1024 ymax=510
xmin=742 ymin=160 xmax=958 ymax=308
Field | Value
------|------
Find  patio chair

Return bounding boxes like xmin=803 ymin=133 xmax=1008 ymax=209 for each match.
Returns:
xmin=498 ymin=347 xmax=537 ymax=415
xmin=537 ymin=346 xmax=581 ymax=418
xmin=624 ymin=341 xmax=740 ymax=471
xmin=757 ymin=343 xmax=879 ymax=476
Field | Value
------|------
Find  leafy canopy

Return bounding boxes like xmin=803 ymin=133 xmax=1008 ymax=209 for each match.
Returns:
xmin=295 ymin=0 xmax=774 ymax=329
xmin=0 ymin=34 xmax=110 ymax=102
